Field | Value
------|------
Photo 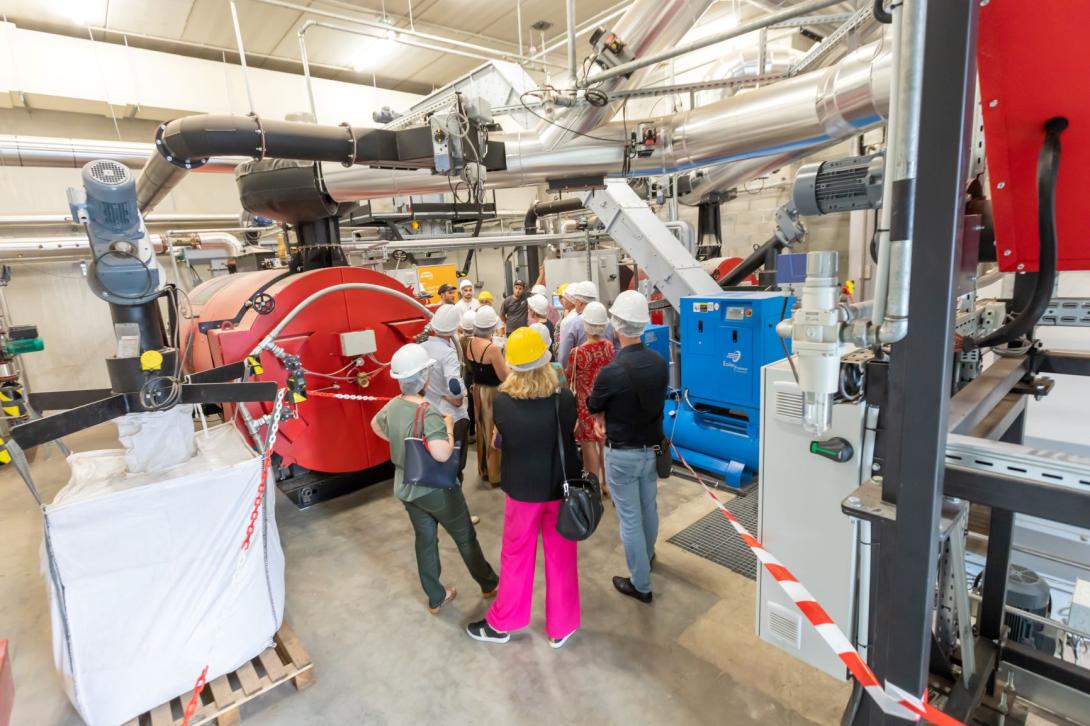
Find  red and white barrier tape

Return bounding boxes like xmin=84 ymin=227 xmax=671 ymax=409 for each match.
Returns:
xmin=182 ymin=388 xmax=288 ymax=726
xmin=671 ymin=445 xmax=963 ymax=726
xmin=307 ymin=390 xmax=391 ymax=402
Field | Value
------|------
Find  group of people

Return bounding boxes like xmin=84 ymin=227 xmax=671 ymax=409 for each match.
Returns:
xmin=371 ymin=281 xmax=669 ymax=647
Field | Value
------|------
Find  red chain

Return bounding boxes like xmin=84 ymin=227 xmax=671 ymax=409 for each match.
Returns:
xmin=181 ymin=665 xmax=209 ymax=725
xmin=241 ymin=450 xmax=273 ymax=551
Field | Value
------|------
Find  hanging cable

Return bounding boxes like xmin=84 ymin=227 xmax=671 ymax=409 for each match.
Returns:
xmin=965 ymin=117 xmax=1068 ymax=351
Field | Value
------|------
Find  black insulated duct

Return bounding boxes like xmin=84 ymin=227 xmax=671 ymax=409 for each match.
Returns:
xmin=136 ymin=114 xmax=399 ymax=213
xmin=235 ymin=160 xmax=341 ymax=224
xmin=524 ymin=197 xmax=585 ymax=234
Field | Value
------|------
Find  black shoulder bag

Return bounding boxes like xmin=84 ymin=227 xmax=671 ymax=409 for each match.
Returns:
xmin=402 ymin=402 xmax=461 ymax=489
xmin=614 ymin=357 xmax=673 ymax=479
xmin=553 ymin=392 xmax=604 ymax=541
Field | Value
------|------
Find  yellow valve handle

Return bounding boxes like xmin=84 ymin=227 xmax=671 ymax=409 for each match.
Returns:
xmin=140 ymin=350 xmax=164 ymax=371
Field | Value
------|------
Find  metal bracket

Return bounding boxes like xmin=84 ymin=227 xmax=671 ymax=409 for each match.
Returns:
xmin=788 ymin=5 xmax=876 ymax=76
xmin=1040 ymin=297 xmax=1090 ymax=327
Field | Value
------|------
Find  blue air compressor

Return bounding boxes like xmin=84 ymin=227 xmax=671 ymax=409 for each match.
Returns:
xmin=666 ymin=291 xmax=793 ymax=489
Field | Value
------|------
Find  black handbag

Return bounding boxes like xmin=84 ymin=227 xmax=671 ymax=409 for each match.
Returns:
xmin=402 ymin=402 xmax=461 ymax=490
xmin=554 ymin=393 xmax=604 ymax=541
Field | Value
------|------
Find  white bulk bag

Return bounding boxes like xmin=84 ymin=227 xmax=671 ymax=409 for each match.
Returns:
xmin=43 ymin=423 xmax=285 ymax=726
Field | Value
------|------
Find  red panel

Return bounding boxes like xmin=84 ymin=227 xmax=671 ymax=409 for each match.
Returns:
xmin=182 ymin=268 xmax=427 ymax=473
xmin=978 ymin=0 xmax=1090 ymax=272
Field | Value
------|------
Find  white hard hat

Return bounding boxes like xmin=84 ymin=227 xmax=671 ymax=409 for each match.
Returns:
xmin=530 ymin=322 xmax=552 ymax=349
xmin=609 ymin=290 xmax=651 ymax=324
xmin=390 ymin=343 xmax=434 ymax=379
xmin=474 ymin=305 xmax=500 ymax=329
xmin=582 ymin=300 xmax=608 ymax=326
xmin=574 ymin=280 xmax=599 ymax=301
xmin=531 ymin=284 xmax=548 ymax=296
xmin=527 ymin=294 xmax=550 ymax=317
xmin=460 ymin=309 xmax=477 ymax=332
xmin=458 ymin=278 xmax=475 ymax=290
xmin=431 ymin=304 xmax=461 ymax=334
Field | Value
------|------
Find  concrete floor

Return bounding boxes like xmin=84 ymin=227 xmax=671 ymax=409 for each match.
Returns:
xmin=1 ymin=424 xmax=848 ymax=725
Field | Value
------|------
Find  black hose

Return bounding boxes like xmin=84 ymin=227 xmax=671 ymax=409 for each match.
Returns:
xmin=524 ymin=197 xmax=585 ymax=234
xmin=969 ymin=117 xmax=1067 ymax=350
xmin=719 ymin=235 xmax=786 ymax=288
xmin=873 ymin=0 xmax=892 ymax=24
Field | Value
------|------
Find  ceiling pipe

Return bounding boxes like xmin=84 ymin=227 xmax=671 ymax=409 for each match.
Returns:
xmin=537 ymin=0 xmax=716 ymax=151
xmin=541 ymin=1 xmax=631 ymax=55
xmin=250 ymin=0 xmax=559 ymax=70
xmin=320 ymin=39 xmax=891 ymax=200
xmin=586 ymin=0 xmax=843 ymax=86
xmin=0 ymin=232 xmax=244 ymax=259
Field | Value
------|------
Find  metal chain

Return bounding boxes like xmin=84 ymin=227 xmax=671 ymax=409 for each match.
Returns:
xmin=182 ymin=387 xmax=286 ymax=726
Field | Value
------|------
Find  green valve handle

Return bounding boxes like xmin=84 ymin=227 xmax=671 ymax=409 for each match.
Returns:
xmin=809 ymin=437 xmax=854 ymax=463
xmin=2 ymin=338 xmax=44 ymax=355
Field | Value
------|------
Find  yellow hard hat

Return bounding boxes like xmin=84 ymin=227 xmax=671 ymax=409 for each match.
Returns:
xmin=556 ymin=283 xmax=569 ymax=297
xmin=505 ymin=327 xmax=549 ymax=371
xmin=478 ymin=290 xmax=494 ymax=302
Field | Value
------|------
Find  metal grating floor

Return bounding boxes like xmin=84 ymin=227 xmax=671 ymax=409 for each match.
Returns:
xmin=667 ymin=490 xmax=759 ymax=580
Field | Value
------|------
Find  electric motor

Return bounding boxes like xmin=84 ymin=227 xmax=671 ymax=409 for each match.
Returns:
xmin=793 ymin=153 xmax=884 ymax=216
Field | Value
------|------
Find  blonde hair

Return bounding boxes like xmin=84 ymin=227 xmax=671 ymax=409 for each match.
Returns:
xmin=499 ymin=363 xmax=558 ymax=400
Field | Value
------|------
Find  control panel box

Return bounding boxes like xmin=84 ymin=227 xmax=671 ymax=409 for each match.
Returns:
xmin=339 ymin=330 xmax=377 ymax=357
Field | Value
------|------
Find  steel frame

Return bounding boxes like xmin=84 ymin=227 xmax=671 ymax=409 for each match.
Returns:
xmin=844 ymin=0 xmax=1090 ymax=717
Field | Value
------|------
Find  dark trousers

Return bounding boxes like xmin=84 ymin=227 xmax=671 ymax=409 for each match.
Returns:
xmin=454 ymin=417 xmax=470 ymax=481
xmin=402 ymin=487 xmax=499 ymax=608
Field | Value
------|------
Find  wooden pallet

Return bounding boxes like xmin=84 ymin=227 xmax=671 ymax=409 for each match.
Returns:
xmin=124 ymin=622 xmax=315 ymax=726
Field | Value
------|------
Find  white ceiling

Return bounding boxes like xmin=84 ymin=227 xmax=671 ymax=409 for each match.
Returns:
xmin=3 ymin=0 xmax=626 ymax=94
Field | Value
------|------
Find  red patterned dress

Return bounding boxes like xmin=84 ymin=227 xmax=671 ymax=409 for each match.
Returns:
xmin=565 ymin=339 xmax=615 ymax=443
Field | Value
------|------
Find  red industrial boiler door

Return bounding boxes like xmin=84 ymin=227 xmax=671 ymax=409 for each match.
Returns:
xmin=185 ymin=267 xmax=428 ymax=474
xmin=978 ymin=0 xmax=1090 ymax=272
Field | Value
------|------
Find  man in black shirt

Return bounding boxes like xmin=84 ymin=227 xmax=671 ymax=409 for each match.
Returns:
xmin=499 ymin=279 xmax=529 ymax=332
xmin=586 ymin=290 xmax=667 ymax=603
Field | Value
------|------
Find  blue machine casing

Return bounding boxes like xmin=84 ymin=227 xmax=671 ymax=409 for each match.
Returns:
xmin=641 ymin=323 xmax=671 ymax=362
xmin=667 ymin=291 xmax=793 ymax=489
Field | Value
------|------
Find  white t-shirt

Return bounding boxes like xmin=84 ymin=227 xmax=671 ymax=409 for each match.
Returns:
xmin=420 ymin=336 xmax=469 ymax=422
xmin=454 ymin=298 xmax=480 ymax=316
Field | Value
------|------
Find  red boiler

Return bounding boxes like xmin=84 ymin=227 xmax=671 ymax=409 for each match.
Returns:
xmin=184 ymin=266 xmax=428 ymax=475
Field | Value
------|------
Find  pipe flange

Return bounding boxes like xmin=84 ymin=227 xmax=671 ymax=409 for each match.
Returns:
xmin=339 ymin=122 xmax=357 ymax=167
xmin=250 ymin=113 xmax=268 ymax=161
xmin=154 ymin=122 xmax=208 ymax=170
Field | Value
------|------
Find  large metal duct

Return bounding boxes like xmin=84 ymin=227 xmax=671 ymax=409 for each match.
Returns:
xmin=0 ymin=135 xmax=240 ymax=172
xmin=538 ymin=0 xmax=716 ymax=151
xmin=321 ymin=39 xmax=891 ymax=201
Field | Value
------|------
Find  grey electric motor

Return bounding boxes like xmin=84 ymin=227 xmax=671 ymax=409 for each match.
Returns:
xmin=68 ymin=159 xmax=162 ymax=305
xmin=793 ymin=152 xmax=885 ymax=216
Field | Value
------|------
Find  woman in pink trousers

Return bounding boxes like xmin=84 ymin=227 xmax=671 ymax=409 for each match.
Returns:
xmin=465 ymin=327 xmax=581 ymax=648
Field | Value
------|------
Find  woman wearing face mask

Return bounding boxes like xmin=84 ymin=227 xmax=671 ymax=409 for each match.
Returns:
xmin=371 ymin=343 xmax=499 ymax=614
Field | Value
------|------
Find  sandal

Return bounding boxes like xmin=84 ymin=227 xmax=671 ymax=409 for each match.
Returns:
xmin=428 ymin=586 xmax=457 ymax=615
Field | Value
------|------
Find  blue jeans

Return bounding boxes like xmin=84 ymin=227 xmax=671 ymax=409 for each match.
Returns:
xmin=604 ymin=446 xmax=658 ymax=594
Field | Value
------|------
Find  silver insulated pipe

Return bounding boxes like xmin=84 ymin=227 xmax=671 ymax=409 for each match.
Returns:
xmin=321 ymin=39 xmax=892 ymax=202
xmin=0 ymin=134 xmax=240 ymax=172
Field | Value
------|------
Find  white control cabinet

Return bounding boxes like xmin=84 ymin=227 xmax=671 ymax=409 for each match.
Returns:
xmin=756 ymin=358 xmax=868 ymax=680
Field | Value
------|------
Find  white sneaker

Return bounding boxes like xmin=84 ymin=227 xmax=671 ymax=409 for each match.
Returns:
xmin=549 ymin=630 xmax=576 ymax=649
